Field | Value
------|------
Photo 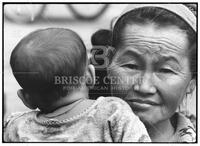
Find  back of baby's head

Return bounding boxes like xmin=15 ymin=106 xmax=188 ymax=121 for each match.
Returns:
xmin=10 ymin=28 xmax=87 ymax=102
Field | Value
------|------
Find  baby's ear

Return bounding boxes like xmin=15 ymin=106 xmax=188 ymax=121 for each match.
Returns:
xmin=17 ymin=89 xmax=37 ymax=110
xmin=86 ymin=64 xmax=95 ymax=88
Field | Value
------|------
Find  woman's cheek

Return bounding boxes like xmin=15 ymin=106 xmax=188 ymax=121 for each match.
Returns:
xmin=156 ymin=76 xmax=187 ymax=114
xmin=109 ymin=68 xmax=133 ymax=98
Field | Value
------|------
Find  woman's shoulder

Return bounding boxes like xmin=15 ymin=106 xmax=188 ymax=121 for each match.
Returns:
xmin=171 ymin=112 xmax=196 ymax=142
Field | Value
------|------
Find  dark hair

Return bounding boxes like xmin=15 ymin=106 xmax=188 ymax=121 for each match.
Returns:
xmin=91 ymin=29 xmax=112 ymax=46
xmin=112 ymin=7 xmax=196 ymax=79
xmin=90 ymin=29 xmax=112 ymax=66
xmin=89 ymin=29 xmax=112 ymax=99
xmin=10 ymin=28 xmax=87 ymax=104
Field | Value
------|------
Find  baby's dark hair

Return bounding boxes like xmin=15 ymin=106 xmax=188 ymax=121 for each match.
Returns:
xmin=10 ymin=28 xmax=87 ymax=103
xmin=112 ymin=6 xmax=196 ymax=79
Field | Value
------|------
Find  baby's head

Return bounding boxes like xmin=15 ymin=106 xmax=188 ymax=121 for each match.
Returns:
xmin=10 ymin=28 xmax=94 ymax=112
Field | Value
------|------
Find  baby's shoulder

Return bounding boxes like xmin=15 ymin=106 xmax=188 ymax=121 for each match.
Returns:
xmin=4 ymin=111 xmax=37 ymax=128
xmin=4 ymin=111 xmax=38 ymax=142
xmin=93 ymin=96 xmax=133 ymax=118
xmin=97 ymin=96 xmax=131 ymax=109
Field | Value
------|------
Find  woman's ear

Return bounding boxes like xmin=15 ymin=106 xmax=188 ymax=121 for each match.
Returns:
xmin=17 ymin=89 xmax=37 ymax=110
xmin=86 ymin=64 xmax=95 ymax=88
xmin=186 ymin=79 xmax=196 ymax=94
xmin=178 ymin=79 xmax=196 ymax=115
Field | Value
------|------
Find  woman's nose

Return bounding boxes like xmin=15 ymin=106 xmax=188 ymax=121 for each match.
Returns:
xmin=134 ymin=72 xmax=156 ymax=94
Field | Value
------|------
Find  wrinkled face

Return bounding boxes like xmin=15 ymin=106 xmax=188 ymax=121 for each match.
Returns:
xmin=108 ymin=23 xmax=193 ymax=125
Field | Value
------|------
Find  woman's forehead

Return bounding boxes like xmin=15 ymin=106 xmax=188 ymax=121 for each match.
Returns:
xmin=119 ymin=23 xmax=189 ymax=55
xmin=118 ymin=37 xmax=186 ymax=56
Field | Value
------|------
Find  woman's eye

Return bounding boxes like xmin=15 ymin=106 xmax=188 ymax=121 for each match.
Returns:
xmin=159 ymin=68 xmax=175 ymax=74
xmin=122 ymin=64 xmax=139 ymax=70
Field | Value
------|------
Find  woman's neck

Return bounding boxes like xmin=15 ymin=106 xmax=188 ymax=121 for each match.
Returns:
xmin=146 ymin=119 xmax=175 ymax=142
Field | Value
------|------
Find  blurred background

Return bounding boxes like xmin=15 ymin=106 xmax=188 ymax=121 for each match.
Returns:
xmin=3 ymin=4 xmax=196 ymax=119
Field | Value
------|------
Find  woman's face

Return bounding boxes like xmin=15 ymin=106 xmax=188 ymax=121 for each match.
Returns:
xmin=109 ymin=23 xmax=193 ymax=125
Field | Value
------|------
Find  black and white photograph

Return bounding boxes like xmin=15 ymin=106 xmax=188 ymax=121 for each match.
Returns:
xmin=2 ymin=2 xmax=197 ymax=143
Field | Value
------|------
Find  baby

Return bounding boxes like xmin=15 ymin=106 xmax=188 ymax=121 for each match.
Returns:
xmin=4 ymin=28 xmax=151 ymax=142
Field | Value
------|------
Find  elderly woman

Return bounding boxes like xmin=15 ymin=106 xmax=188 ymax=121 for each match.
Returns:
xmin=107 ymin=4 xmax=196 ymax=142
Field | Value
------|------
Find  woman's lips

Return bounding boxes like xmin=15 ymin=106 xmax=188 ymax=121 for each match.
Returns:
xmin=127 ymin=99 xmax=160 ymax=110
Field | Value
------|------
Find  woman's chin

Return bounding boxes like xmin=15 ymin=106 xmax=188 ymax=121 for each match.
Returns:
xmin=133 ymin=109 xmax=158 ymax=125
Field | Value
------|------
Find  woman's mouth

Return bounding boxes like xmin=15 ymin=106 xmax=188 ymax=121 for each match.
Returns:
xmin=127 ymin=99 xmax=160 ymax=110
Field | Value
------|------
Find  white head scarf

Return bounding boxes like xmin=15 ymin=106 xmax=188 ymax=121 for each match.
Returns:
xmin=113 ymin=4 xmax=196 ymax=32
